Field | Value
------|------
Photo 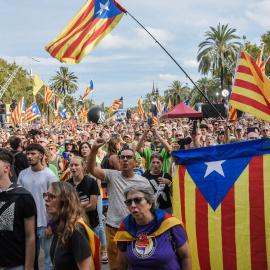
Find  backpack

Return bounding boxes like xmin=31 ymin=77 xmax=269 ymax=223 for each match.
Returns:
xmin=100 ymin=154 xmax=112 ymax=169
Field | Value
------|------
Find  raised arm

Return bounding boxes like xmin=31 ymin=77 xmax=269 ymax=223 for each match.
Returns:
xmin=151 ymin=127 xmax=172 ymax=154
xmin=86 ymin=138 xmax=106 ymax=181
xmin=136 ymin=128 xmax=149 ymax=155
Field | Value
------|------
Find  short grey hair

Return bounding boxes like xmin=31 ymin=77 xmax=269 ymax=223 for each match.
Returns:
xmin=124 ymin=184 xmax=159 ymax=213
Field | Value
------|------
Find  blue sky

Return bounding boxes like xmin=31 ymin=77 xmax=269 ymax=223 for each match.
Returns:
xmin=0 ymin=0 xmax=269 ymax=108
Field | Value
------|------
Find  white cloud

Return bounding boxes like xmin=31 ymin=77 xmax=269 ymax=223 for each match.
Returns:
xmin=183 ymin=60 xmax=199 ymax=68
xmin=245 ymin=1 xmax=270 ymax=28
xmin=158 ymin=74 xmax=179 ymax=81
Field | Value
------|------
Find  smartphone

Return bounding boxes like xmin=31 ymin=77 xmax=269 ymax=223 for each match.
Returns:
xmin=192 ymin=120 xmax=198 ymax=134
xmin=147 ymin=118 xmax=153 ymax=127
xmin=112 ymin=134 xmax=118 ymax=138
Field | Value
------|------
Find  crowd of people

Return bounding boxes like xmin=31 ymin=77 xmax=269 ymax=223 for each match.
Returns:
xmin=0 ymin=115 xmax=269 ymax=270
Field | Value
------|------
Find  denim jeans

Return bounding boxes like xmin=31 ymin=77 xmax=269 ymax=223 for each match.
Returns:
xmin=0 ymin=266 xmax=24 ymax=270
xmin=0 ymin=114 xmax=5 ymax=128
xmin=37 ymin=226 xmax=53 ymax=270
xmin=92 ymin=224 xmax=100 ymax=238
xmin=97 ymin=195 xmax=106 ymax=247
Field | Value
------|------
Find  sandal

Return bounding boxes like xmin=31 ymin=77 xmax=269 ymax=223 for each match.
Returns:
xmin=101 ymin=251 xmax=108 ymax=264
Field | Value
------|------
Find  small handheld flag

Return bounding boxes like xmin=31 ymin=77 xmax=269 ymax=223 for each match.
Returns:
xmin=82 ymin=80 xmax=94 ymax=102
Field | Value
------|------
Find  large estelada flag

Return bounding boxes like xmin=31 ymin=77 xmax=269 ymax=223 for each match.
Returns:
xmin=24 ymin=101 xmax=41 ymax=122
xmin=229 ymin=48 xmax=270 ymax=122
xmin=172 ymin=139 xmax=270 ymax=270
xmin=45 ymin=0 xmax=126 ymax=64
xmin=82 ymin=80 xmax=94 ymax=102
xmin=44 ymin=86 xmax=54 ymax=105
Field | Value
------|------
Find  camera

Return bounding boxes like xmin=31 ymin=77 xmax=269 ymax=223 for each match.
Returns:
xmin=177 ymin=137 xmax=192 ymax=149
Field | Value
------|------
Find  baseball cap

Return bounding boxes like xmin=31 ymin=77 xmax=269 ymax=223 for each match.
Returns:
xmin=236 ymin=125 xmax=243 ymax=130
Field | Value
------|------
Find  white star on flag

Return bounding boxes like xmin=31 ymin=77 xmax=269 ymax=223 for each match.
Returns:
xmin=204 ymin=160 xmax=226 ymax=178
xmin=96 ymin=0 xmax=110 ymax=15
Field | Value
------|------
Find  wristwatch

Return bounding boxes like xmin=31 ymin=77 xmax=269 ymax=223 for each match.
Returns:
xmin=168 ymin=182 xmax=173 ymax=187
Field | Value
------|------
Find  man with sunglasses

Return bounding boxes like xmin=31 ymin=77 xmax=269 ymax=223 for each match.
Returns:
xmin=87 ymin=138 xmax=151 ymax=270
xmin=261 ymin=125 xmax=270 ymax=138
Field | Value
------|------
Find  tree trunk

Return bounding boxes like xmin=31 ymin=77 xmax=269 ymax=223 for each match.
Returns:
xmin=220 ymin=65 xmax=224 ymax=90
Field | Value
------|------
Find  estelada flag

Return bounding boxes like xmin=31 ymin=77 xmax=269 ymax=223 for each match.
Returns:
xmin=44 ymin=86 xmax=54 ymax=105
xmin=10 ymin=97 xmax=24 ymax=126
xmin=172 ymin=139 xmax=270 ymax=270
xmin=256 ymin=43 xmax=266 ymax=73
xmin=54 ymin=96 xmax=61 ymax=112
xmin=82 ymin=80 xmax=94 ymax=102
xmin=230 ymin=48 xmax=270 ymax=122
xmin=79 ymin=105 xmax=87 ymax=118
xmin=45 ymin=0 xmax=126 ymax=64
xmin=112 ymin=97 xmax=123 ymax=111
xmin=24 ymin=101 xmax=41 ymax=122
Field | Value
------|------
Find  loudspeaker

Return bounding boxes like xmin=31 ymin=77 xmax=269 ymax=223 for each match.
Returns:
xmin=202 ymin=103 xmax=227 ymax=118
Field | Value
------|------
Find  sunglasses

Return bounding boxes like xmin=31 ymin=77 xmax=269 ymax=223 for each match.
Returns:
xmin=124 ymin=197 xmax=146 ymax=206
xmin=38 ymin=141 xmax=45 ymax=143
xmin=119 ymin=155 xmax=134 ymax=160
xmin=43 ymin=192 xmax=56 ymax=201
xmin=175 ymin=134 xmax=183 ymax=137
xmin=58 ymin=136 xmax=64 ymax=139
xmin=262 ymin=130 xmax=269 ymax=132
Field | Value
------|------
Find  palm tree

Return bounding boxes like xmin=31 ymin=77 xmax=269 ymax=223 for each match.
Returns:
xmin=197 ymin=23 xmax=242 ymax=89
xmin=164 ymin=81 xmax=190 ymax=107
xmin=189 ymin=77 xmax=221 ymax=107
xmin=50 ymin=67 xmax=78 ymax=106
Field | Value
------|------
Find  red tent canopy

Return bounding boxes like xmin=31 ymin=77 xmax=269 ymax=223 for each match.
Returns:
xmin=161 ymin=102 xmax=203 ymax=119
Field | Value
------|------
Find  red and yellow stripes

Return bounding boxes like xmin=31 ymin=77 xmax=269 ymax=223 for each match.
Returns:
xmin=44 ymin=86 xmax=54 ymax=105
xmin=79 ymin=105 xmax=87 ymax=119
xmin=10 ymin=97 xmax=24 ymax=126
xmin=230 ymin=48 xmax=270 ymax=122
xmin=45 ymin=0 xmax=126 ymax=64
xmin=229 ymin=105 xmax=237 ymax=121
xmin=256 ymin=43 xmax=266 ymax=73
xmin=82 ymin=82 xmax=93 ymax=102
xmin=137 ymin=97 xmax=144 ymax=115
xmin=172 ymin=155 xmax=270 ymax=270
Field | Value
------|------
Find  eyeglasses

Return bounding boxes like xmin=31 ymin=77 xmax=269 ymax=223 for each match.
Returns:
xmin=262 ymin=130 xmax=269 ymax=132
xmin=124 ymin=197 xmax=146 ymax=206
xmin=119 ymin=155 xmax=134 ymax=160
xmin=214 ymin=124 xmax=219 ymax=126
xmin=58 ymin=136 xmax=64 ymax=139
xmin=175 ymin=134 xmax=183 ymax=137
xmin=43 ymin=192 xmax=56 ymax=201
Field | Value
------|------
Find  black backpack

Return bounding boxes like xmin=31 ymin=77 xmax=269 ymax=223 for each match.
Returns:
xmin=100 ymin=154 xmax=112 ymax=169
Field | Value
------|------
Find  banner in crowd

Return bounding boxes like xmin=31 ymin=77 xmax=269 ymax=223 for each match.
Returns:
xmin=172 ymin=139 xmax=270 ymax=270
xmin=45 ymin=0 xmax=126 ymax=64
xmin=114 ymin=108 xmax=127 ymax=121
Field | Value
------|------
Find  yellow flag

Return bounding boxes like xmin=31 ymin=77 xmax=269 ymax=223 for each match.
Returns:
xmin=33 ymin=73 xmax=44 ymax=96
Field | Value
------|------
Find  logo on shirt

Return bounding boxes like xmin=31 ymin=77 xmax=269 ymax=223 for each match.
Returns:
xmin=132 ymin=233 xmax=156 ymax=258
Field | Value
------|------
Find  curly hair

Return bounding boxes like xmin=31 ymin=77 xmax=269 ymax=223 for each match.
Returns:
xmin=50 ymin=182 xmax=89 ymax=246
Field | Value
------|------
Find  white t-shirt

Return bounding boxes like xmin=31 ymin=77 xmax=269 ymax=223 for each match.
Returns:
xmin=104 ymin=169 xmax=151 ymax=228
xmin=18 ymin=167 xmax=57 ymax=227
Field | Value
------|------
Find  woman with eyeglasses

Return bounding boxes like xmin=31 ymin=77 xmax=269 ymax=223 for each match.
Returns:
xmin=142 ymin=154 xmax=173 ymax=214
xmin=44 ymin=181 xmax=100 ymax=270
xmin=114 ymin=184 xmax=191 ymax=270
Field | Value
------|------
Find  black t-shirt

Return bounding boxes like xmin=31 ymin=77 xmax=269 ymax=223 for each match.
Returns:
xmin=0 ymin=185 xmax=37 ymax=267
xmin=0 ymin=103 xmax=6 ymax=114
xmin=142 ymin=171 xmax=172 ymax=209
xmin=50 ymin=223 xmax=91 ymax=270
xmin=66 ymin=176 xmax=100 ymax=228
xmin=11 ymin=151 xmax=29 ymax=177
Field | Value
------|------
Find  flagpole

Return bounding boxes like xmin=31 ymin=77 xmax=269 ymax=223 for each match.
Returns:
xmin=126 ymin=11 xmax=224 ymax=119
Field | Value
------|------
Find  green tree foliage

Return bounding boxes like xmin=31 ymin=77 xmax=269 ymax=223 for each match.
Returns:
xmin=197 ymin=23 xmax=242 ymax=89
xmin=189 ymin=77 xmax=221 ymax=107
xmin=164 ymin=81 xmax=190 ymax=107
xmin=50 ymin=67 xmax=78 ymax=106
